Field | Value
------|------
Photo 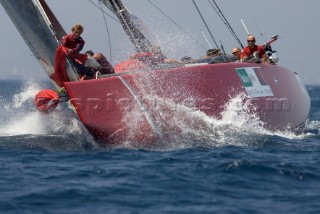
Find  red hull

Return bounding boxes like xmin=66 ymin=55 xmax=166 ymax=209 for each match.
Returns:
xmin=64 ymin=63 xmax=310 ymax=146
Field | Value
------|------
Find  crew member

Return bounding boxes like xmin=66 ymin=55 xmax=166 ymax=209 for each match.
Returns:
xmin=206 ymin=48 xmax=223 ymax=58
xmin=61 ymin=23 xmax=85 ymax=61
xmin=52 ymin=23 xmax=92 ymax=86
xmin=231 ymin=47 xmax=241 ymax=61
xmin=59 ymin=23 xmax=92 ymax=77
xmin=85 ymin=50 xmax=114 ymax=75
xmin=240 ymin=35 xmax=268 ymax=63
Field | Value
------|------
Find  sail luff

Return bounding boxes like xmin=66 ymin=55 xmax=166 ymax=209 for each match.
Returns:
xmin=0 ymin=0 xmax=79 ymax=84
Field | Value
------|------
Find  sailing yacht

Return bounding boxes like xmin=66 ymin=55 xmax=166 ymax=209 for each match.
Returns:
xmin=0 ymin=0 xmax=310 ymax=145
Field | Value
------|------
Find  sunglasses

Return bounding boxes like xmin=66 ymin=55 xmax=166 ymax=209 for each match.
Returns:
xmin=232 ymin=51 xmax=239 ymax=54
xmin=247 ymin=40 xmax=255 ymax=43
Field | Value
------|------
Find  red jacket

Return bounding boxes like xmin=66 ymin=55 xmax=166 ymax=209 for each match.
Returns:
xmin=240 ymin=45 xmax=265 ymax=59
xmin=61 ymin=34 xmax=85 ymax=54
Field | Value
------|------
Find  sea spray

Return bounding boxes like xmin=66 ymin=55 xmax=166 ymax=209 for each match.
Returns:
xmin=0 ymin=81 xmax=97 ymax=150
xmin=114 ymin=92 xmax=267 ymax=150
xmin=116 ymin=90 xmax=315 ymax=151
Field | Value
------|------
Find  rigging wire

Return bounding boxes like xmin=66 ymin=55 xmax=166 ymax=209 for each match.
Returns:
xmin=208 ymin=0 xmax=244 ymax=48
xmin=107 ymin=0 xmax=142 ymax=52
xmin=192 ymin=0 xmax=219 ymax=49
xmin=219 ymin=40 xmax=226 ymax=54
xmin=88 ymin=0 xmax=120 ymax=24
xmin=89 ymin=0 xmax=117 ymax=61
xmin=96 ymin=0 xmax=113 ymax=61
xmin=253 ymin=19 xmax=266 ymax=42
xmin=201 ymin=30 xmax=212 ymax=49
xmin=145 ymin=0 xmax=207 ymax=50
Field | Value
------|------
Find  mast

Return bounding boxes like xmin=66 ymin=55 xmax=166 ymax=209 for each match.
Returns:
xmin=99 ymin=0 xmax=153 ymax=52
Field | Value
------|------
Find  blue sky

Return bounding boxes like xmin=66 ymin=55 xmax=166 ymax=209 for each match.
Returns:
xmin=0 ymin=0 xmax=319 ymax=85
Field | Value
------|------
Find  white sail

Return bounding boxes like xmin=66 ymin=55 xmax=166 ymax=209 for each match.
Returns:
xmin=0 ymin=0 xmax=79 ymax=85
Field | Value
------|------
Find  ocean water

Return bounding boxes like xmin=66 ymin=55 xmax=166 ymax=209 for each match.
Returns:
xmin=0 ymin=80 xmax=319 ymax=214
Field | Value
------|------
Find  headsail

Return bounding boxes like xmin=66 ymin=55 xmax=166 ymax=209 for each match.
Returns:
xmin=0 ymin=0 xmax=79 ymax=86
xmin=99 ymin=0 xmax=154 ymax=53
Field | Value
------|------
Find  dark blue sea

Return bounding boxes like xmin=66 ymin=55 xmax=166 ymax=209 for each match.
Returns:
xmin=0 ymin=80 xmax=319 ymax=214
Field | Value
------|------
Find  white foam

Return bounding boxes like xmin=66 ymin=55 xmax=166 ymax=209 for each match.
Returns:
xmin=0 ymin=82 xmax=84 ymax=137
xmin=12 ymin=81 xmax=41 ymax=108
xmin=117 ymin=91 xmax=316 ymax=150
